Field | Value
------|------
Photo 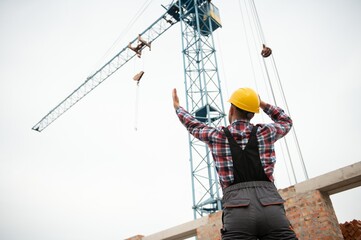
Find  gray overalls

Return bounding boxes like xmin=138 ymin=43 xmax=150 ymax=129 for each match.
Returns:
xmin=221 ymin=126 xmax=298 ymax=240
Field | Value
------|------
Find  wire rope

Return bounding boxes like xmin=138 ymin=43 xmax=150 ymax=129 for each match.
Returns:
xmin=237 ymin=0 xmax=259 ymax=94
xmin=95 ymin=0 xmax=154 ymax=131
xmin=107 ymin=0 xmax=153 ymax=54
xmin=250 ymin=0 xmax=309 ymax=181
xmin=132 ymin=48 xmax=147 ymax=131
xmin=270 ymin=54 xmax=309 ymax=180
xmin=249 ymin=0 xmax=266 ymax=44
xmin=214 ymin=31 xmax=230 ymax=100
xmin=237 ymin=0 xmax=299 ymax=184
xmin=89 ymin=0 xmax=154 ymax=73
xmin=249 ymin=0 xmax=298 ymax=183
xmin=134 ymin=81 xmax=140 ymax=131
xmin=238 ymin=0 xmax=291 ymax=185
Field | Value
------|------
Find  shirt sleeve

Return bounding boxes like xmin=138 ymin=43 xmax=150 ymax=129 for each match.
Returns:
xmin=175 ymin=106 xmax=218 ymax=144
xmin=259 ymin=103 xmax=293 ymax=143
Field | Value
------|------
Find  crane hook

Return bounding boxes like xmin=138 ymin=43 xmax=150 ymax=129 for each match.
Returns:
xmin=133 ymin=71 xmax=145 ymax=86
xmin=261 ymin=44 xmax=272 ymax=58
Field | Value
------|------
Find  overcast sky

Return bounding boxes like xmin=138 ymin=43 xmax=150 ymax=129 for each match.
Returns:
xmin=1 ymin=0 xmax=360 ymax=239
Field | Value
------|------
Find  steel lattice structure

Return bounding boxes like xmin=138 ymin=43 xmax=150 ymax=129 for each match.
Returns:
xmin=176 ymin=0 xmax=226 ymax=218
xmin=32 ymin=0 xmax=225 ymax=219
xmin=32 ymin=10 xmax=179 ymax=132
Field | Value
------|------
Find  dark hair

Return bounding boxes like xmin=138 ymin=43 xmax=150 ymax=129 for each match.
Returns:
xmin=232 ymin=104 xmax=254 ymax=120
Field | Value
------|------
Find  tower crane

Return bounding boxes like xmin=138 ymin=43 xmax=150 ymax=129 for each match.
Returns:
xmin=32 ymin=0 xmax=225 ymax=219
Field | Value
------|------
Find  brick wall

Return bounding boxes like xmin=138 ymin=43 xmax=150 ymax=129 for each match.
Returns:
xmin=196 ymin=211 xmax=222 ymax=240
xmin=126 ymin=162 xmax=361 ymax=239
xmin=194 ymin=186 xmax=345 ymax=240
xmin=126 ymin=188 xmax=345 ymax=240
xmin=279 ymin=186 xmax=344 ymax=239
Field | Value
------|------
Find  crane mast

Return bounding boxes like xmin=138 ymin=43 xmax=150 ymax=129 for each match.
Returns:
xmin=175 ymin=0 xmax=225 ymax=218
xmin=32 ymin=0 xmax=225 ymax=220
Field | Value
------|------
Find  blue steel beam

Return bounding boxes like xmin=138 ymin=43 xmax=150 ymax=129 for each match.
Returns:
xmin=32 ymin=0 xmax=226 ymax=222
xmin=178 ymin=0 xmax=225 ymax=218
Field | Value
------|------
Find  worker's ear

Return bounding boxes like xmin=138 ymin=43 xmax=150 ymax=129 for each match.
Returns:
xmin=229 ymin=105 xmax=235 ymax=116
xmin=246 ymin=112 xmax=254 ymax=120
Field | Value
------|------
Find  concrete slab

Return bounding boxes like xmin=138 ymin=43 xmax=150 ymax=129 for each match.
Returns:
xmin=295 ymin=161 xmax=361 ymax=195
xmin=142 ymin=216 xmax=208 ymax=240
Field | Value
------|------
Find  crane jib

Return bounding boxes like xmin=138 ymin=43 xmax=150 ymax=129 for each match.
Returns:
xmin=31 ymin=0 xmax=223 ymax=132
xmin=32 ymin=6 xmax=180 ymax=132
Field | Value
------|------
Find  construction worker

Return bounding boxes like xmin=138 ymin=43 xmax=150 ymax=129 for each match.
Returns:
xmin=172 ymin=88 xmax=298 ymax=239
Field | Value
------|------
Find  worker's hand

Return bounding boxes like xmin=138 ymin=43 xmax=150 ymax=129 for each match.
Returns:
xmin=172 ymin=88 xmax=180 ymax=110
xmin=259 ymin=96 xmax=267 ymax=109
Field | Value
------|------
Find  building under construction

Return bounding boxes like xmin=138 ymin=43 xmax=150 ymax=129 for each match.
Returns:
xmin=30 ymin=1 xmax=361 ymax=239
xmin=126 ymin=162 xmax=361 ymax=240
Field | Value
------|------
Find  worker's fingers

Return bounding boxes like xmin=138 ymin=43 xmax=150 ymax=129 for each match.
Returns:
xmin=172 ymin=88 xmax=177 ymax=101
xmin=173 ymin=89 xmax=178 ymax=101
xmin=172 ymin=88 xmax=180 ymax=109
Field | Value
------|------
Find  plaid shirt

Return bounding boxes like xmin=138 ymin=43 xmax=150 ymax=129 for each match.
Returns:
xmin=176 ymin=103 xmax=292 ymax=189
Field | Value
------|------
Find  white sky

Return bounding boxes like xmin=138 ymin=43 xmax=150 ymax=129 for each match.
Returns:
xmin=1 ymin=0 xmax=360 ymax=239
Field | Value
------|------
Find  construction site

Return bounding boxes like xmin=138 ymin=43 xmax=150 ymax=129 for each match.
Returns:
xmin=31 ymin=0 xmax=361 ymax=239
xmin=126 ymin=161 xmax=361 ymax=239
xmin=1 ymin=0 xmax=360 ymax=240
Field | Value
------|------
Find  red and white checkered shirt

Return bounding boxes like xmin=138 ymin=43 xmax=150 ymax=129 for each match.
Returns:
xmin=176 ymin=103 xmax=293 ymax=189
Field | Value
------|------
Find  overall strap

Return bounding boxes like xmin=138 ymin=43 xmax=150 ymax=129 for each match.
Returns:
xmin=223 ymin=126 xmax=270 ymax=184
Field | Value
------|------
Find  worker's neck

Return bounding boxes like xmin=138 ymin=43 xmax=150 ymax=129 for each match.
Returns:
xmin=231 ymin=116 xmax=249 ymax=123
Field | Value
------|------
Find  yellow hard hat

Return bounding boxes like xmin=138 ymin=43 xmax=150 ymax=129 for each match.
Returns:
xmin=228 ymin=88 xmax=260 ymax=113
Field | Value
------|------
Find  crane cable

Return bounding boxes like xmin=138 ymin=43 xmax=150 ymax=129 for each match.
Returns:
xmin=133 ymin=54 xmax=146 ymax=131
xmin=103 ymin=0 xmax=153 ymax=57
xmin=92 ymin=0 xmax=153 ymax=131
xmin=240 ymin=0 xmax=309 ymax=182
xmin=89 ymin=0 xmax=154 ymax=73
xmin=134 ymin=79 xmax=140 ymax=131
xmin=250 ymin=0 xmax=298 ymax=184
xmin=254 ymin=0 xmax=293 ymax=185
xmin=251 ymin=1 xmax=299 ymax=184
xmin=250 ymin=0 xmax=308 ymax=180
xmin=237 ymin=0 xmax=291 ymax=185
xmin=236 ymin=0 xmax=295 ymax=185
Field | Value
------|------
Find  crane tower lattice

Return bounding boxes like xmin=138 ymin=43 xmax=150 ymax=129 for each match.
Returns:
xmin=32 ymin=0 xmax=225 ymax=219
